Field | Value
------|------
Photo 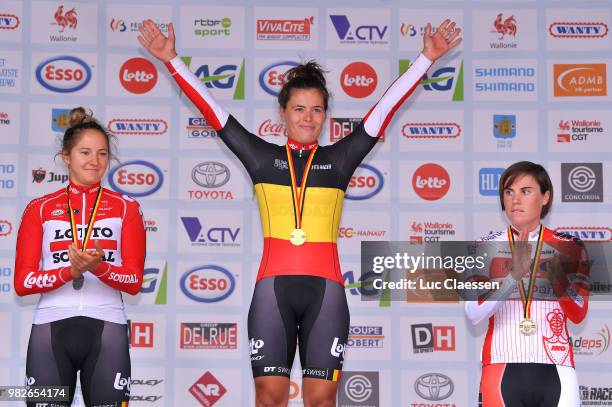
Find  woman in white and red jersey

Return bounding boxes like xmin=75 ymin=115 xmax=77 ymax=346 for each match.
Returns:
xmin=14 ymin=107 xmax=146 ymax=407
xmin=466 ymin=161 xmax=589 ymax=407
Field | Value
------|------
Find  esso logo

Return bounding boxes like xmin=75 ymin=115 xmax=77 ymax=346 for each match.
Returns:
xmin=180 ymin=265 xmax=235 ymax=303
xmin=412 ymin=163 xmax=450 ymax=201
xmin=259 ymin=61 xmax=299 ymax=96
xmin=119 ymin=57 xmax=158 ymax=94
xmin=346 ymin=164 xmax=384 ymax=200
xmin=340 ymin=62 xmax=377 ymax=98
xmin=108 ymin=160 xmax=163 ymax=197
xmin=35 ymin=56 xmax=92 ymax=93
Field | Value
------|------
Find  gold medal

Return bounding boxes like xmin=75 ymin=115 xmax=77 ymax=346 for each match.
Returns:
xmin=290 ymin=228 xmax=307 ymax=246
xmin=519 ymin=318 xmax=536 ymax=335
xmin=286 ymin=144 xmax=317 ymax=247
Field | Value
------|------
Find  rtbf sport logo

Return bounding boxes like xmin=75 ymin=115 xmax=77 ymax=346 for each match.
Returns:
xmin=35 ymin=55 xmax=92 ymax=93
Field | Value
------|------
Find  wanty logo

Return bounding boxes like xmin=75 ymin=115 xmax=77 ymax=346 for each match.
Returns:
xmin=259 ymin=61 xmax=299 ymax=96
xmin=412 ymin=163 xmax=450 ymax=201
xmin=346 ymin=163 xmax=384 ymax=200
xmin=556 ymin=118 xmax=603 ymax=143
xmin=119 ymin=57 xmax=158 ymax=94
xmin=554 ymin=227 xmax=612 ymax=242
xmin=183 ymin=56 xmax=245 ymax=100
xmin=141 ymin=263 xmax=168 ymax=304
xmin=329 ymin=15 xmax=388 ymax=45
xmin=401 ymin=122 xmax=461 ymax=139
xmin=554 ymin=64 xmax=607 ymax=97
xmin=107 ymin=119 xmax=167 ymax=135
xmin=340 ymin=62 xmax=377 ymax=99
xmin=51 ymin=5 xmax=77 ymax=32
xmin=399 ymin=60 xmax=464 ymax=101
xmin=108 ymin=160 xmax=164 ymax=197
xmin=187 ymin=117 xmax=218 ymax=139
xmin=35 ymin=56 xmax=92 ymax=93
xmin=51 ymin=108 xmax=71 ymax=132
xmin=549 ymin=22 xmax=608 ymax=38
xmin=411 ymin=323 xmax=456 ymax=353
xmin=258 ymin=119 xmax=287 ymax=137
xmin=492 ymin=13 xmax=517 ymax=40
xmin=348 ymin=326 xmax=384 ymax=348
xmin=180 ymin=322 xmax=238 ymax=349
xmin=180 ymin=265 xmax=235 ymax=303
xmin=189 ymin=371 xmax=227 ymax=406
xmin=257 ymin=16 xmax=314 ymax=41
xmin=0 ymin=13 xmax=20 ymax=30
xmin=181 ymin=217 xmax=240 ymax=247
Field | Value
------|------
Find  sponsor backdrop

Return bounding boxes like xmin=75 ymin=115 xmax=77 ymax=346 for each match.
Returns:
xmin=1 ymin=0 xmax=611 ymax=406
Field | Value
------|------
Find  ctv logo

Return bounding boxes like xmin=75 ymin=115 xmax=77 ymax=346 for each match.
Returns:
xmin=411 ymin=323 xmax=455 ymax=353
xmin=128 ymin=321 xmax=154 ymax=348
xmin=399 ymin=59 xmax=464 ymax=101
xmin=329 ymin=14 xmax=388 ymax=44
xmin=180 ymin=217 xmax=240 ymax=247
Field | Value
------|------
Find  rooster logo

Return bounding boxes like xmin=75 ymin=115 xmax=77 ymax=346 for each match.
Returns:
xmin=52 ymin=5 xmax=77 ymax=32
xmin=493 ymin=13 xmax=517 ymax=40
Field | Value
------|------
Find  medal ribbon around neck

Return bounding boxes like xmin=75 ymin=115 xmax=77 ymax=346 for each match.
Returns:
xmin=67 ymin=186 xmax=104 ymax=252
xmin=285 ymin=144 xmax=318 ymax=233
xmin=507 ymin=224 xmax=545 ymax=320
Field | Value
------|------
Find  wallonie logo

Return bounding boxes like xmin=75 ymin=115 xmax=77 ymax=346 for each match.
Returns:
xmin=180 ymin=265 xmax=235 ymax=303
xmin=108 ymin=160 xmax=163 ymax=197
xmin=36 ymin=55 xmax=91 ymax=93
xmin=346 ymin=164 xmax=384 ymax=200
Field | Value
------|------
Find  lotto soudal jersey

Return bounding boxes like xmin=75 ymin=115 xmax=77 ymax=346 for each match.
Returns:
xmin=465 ymin=226 xmax=589 ymax=367
xmin=165 ymin=54 xmax=432 ymax=283
xmin=14 ymin=182 xmax=146 ymax=324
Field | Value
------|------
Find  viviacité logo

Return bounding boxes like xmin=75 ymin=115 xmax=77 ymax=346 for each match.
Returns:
xmin=35 ymin=55 xmax=92 ymax=93
xmin=256 ymin=16 xmax=314 ymax=41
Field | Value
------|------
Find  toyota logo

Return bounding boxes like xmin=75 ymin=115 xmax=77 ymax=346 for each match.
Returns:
xmin=568 ymin=165 xmax=596 ymax=192
xmin=344 ymin=374 xmax=373 ymax=403
xmin=414 ymin=373 xmax=453 ymax=401
xmin=192 ymin=162 xmax=230 ymax=188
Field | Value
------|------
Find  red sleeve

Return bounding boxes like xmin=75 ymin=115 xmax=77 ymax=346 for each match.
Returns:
xmin=14 ymin=199 xmax=73 ymax=296
xmin=91 ymin=199 xmax=145 ymax=295
xmin=554 ymin=244 xmax=589 ymax=324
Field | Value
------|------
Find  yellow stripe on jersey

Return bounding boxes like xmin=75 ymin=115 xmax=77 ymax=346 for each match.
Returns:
xmin=254 ymin=183 xmax=344 ymax=242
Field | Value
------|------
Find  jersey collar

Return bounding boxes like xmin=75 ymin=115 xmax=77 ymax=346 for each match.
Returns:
xmin=68 ymin=181 xmax=102 ymax=195
xmin=286 ymin=137 xmax=318 ymax=151
xmin=510 ymin=223 xmax=543 ymax=239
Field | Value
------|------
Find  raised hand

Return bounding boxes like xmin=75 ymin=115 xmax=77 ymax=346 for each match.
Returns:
xmin=511 ymin=229 xmax=532 ymax=280
xmin=422 ymin=19 xmax=462 ymax=61
xmin=138 ymin=19 xmax=177 ymax=62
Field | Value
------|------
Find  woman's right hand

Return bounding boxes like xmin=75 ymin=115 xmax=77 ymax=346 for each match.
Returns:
xmin=138 ymin=19 xmax=177 ymax=62
xmin=68 ymin=243 xmax=104 ymax=278
xmin=510 ymin=229 xmax=532 ymax=280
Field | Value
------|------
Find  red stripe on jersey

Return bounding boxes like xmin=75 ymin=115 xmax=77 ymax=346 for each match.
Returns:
xmin=480 ymin=363 xmax=507 ymax=407
xmin=482 ymin=315 xmax=495 ymax=366
xmin=50 ymin=239 xmax=118 ymax=252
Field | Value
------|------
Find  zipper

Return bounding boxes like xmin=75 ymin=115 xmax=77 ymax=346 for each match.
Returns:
xmin=79 ymin=191 xmax=85 ymax=311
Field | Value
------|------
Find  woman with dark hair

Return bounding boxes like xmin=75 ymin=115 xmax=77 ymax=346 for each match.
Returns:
xmin=139 ymin=18 xmax=461 ymax=406
xmin=14 ymin=107 xmax=146 ymax=406
xmin=465 ymin=161 xmax=589 ymax=407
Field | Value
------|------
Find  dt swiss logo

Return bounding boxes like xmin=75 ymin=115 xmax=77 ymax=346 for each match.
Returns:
xmin=340 ymin=62 xmax=377 ymax=98
xmin=549 ymin=22 xmax=608 ymax=38
xmin=107 ymin=119 xmax=168 ymax=135
xmin=346 ymin=164 xmax=384 ymax=200
xmin=401 ymin=122 xmax=461 ymax=139
xmin=180 ymin=265 xmax=235 ymax=303
xmin=259 ymin=61 xmax=299 ymax=96
xmin=108 ymin=160 xmax=163 ymax=197
xmin=119 ymin=57 xmax=158 ymax=94
xmin=0 ymin=14 xmax=20 ymax=30
xmin=35 ymin=56 xmax=92 ymax=93
xmin=412 ymin=163 xmax=450 ymax=201
xmin=189 ymin=371 xmax=227 ymax=406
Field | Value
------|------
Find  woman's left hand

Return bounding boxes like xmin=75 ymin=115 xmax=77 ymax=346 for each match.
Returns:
xmin=422 ymin=19 xmax=462 ymax=61
xmin=68 ymin=242 xmax=104 ymax=275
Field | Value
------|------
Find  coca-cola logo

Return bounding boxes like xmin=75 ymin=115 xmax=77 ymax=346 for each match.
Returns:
xmin=340 ymin=62 xmax=377 ymax=99
xmin=258 ymin=119 xmax=287 ymax=137
xmin=412 ymin=163 xmax=450 ymax=201
xmin=119 ymin=57 xmax=158 ymax=94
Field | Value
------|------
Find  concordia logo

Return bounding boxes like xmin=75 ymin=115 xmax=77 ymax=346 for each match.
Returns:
xmin=107 ymin=119 xmax=168 ymax=135
xmin=549 ymin=22 xmax=609 ymax=38
xmin=183 ymin=56 xmax=245 ymax=100
xmin=35 ymin=55 xmax=92 ymax=93
xmin=0 ymin=13 xmax=20 ymax=30
xmin=402 ymin=122 xmax=461 ymax=139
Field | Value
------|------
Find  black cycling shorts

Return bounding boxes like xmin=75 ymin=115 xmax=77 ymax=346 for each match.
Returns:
xmin=25 ymin=316 xmax=131 ymax=407
xmin=248 ymin=276 xmax=349 ymax=381
xmin=479 ymin=363 xmax=580 ymax=407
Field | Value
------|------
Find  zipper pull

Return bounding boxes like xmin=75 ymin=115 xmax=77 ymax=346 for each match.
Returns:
xmin=299 ymin=148 xmax=303 ymax=158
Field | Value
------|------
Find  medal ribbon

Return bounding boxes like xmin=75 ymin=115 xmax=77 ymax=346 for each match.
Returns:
xmin=285 ymin=144 xmax=318 ymax=231
xmin=507 ymin=224 xmax=544 ymax=320
xmin=67 ymin=186 xmax=104 ymax=252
